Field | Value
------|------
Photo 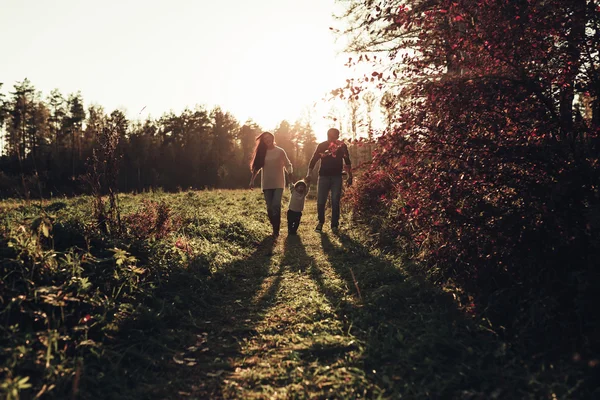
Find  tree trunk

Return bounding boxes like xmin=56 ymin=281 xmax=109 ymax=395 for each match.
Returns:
xmin=593 ymin=80 xmax=600 ymax=133
xmin=71 ymin=128 xmax=75 ymax=179
xmin=560 ymin=0 xmax=586 ymax=141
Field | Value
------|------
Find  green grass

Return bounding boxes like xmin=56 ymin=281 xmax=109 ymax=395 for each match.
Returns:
xmin=0 ymin=190 xmax=595 ymax=399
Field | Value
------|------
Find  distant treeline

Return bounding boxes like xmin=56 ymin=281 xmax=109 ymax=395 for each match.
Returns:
xmin=0 ymin=78 xmax=377 ymax=198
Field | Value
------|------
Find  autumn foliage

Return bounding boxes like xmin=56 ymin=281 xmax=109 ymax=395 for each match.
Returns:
xmin=341 ymin=0 xmax=600 ymax=351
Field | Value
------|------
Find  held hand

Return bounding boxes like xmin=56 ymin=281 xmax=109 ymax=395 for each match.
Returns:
xmin=249 ymin=181 xmax=254 ymax=189
xmin=304 ymin=175 xmax=311 ymax=185
xmin=346 ymin=175 xmax=353 ymax=187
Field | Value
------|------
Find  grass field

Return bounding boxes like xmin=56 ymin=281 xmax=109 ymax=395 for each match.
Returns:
xmin=0 ymin=190 xmax=594 ymax=399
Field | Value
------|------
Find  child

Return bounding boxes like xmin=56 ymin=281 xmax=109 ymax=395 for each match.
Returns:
xmin=287 ymin=180 xmax=309 ymax=234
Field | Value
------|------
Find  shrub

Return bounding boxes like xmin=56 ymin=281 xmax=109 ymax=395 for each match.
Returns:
xmin=122 ymin=200 xmax=180 ymax=240
xmin=340 ymin=0 xmax=600 ymax=354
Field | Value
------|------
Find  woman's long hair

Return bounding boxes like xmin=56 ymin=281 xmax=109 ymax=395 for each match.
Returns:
xmin=250 ymin=132 xmax=274 ymax=173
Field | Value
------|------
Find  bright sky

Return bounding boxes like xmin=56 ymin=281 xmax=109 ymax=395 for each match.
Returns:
xmin=0 ymin=0 xmax=355 ymax=141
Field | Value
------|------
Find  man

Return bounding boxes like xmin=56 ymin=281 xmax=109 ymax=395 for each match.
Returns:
xmin=305 ymin=128 xmax=353 ymax=233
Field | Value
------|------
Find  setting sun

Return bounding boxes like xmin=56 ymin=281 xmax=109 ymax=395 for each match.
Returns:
xmin=195 ymin=1 xmax=351 ymax=142
xmin=220 ymin=34 xmax=348 ymax=141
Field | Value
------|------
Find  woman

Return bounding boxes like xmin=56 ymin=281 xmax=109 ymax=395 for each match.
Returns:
xmin=249 ymin=132 xmax=293 ymax=236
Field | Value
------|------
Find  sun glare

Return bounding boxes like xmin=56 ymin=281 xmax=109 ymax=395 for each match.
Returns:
xmin=212 ymin=16 xmax=349 ymax=142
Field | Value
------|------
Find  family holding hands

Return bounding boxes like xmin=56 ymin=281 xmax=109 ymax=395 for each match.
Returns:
xmin=249 ymin=128 xmax=353 ymax=237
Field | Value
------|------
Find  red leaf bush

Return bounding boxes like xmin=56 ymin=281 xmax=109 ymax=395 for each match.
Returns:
xmin=341 ymin=0 xmax=600 ymax=353
xmin=123 ymin=200 xmax=179 ymax=240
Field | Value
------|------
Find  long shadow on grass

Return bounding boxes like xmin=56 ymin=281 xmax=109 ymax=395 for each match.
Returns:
xmin=280 ymin=234 xmax=313 ymax=272
xmin=156 ymin=234 xmax=285 ymax=399
xmin=89 ymin=233 xmax=281 ymax=400
xmin=279 ymin=233 xmax=355 ymax=315
xmin=316 ymin=231 xmax=530 ymax=399
xmin=282 ymin=233 xmax=357 ymax=322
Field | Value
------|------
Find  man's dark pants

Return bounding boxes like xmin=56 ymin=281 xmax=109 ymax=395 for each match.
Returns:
xmin=317 ymin=175 xmax=342 ymax=228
